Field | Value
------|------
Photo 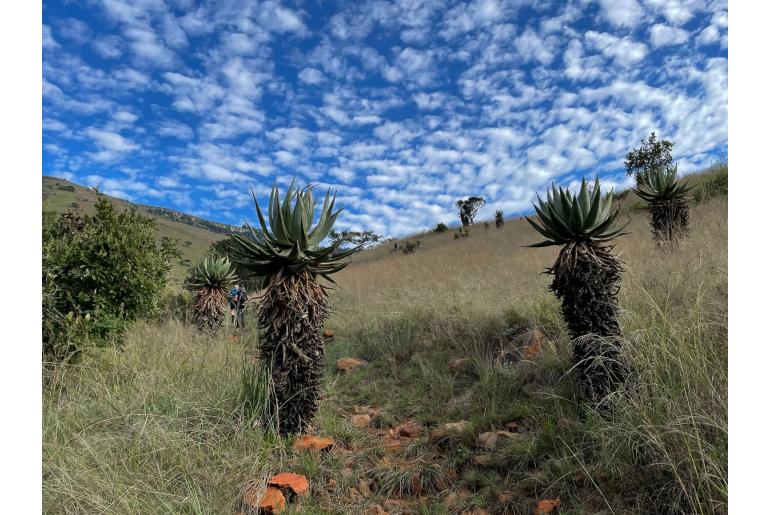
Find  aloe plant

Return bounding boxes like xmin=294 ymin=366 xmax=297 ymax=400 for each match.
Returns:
xmin=229 ymin=181 xmax=355 ymax=434
xmin=184 ymin=255 xmax=237 ymax=332
xmin=526 ymin=177 xmax=629 ymax=399
xmin=633 ymin=164 xmax=693 ymax=244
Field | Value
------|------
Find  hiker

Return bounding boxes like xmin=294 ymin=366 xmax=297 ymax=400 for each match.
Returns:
xmin=229 ymin=284 xmax=248 ymax=327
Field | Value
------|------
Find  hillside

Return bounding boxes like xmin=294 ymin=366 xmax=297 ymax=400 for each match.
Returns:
xmin=43 ymin=165 xmax=727 ymax=514
xmin=42 ymin=176 xmax=246 ymax=280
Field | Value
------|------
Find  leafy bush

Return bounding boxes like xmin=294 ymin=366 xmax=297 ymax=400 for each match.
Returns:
xmin=43 ymin=198 xmax=181 ymax=362
xmin=57 ymin=184 xmax=76 ymax=192
xmin=694 ymin=165 xmax=728 ymax=202
xmin=434 ymin=223 xmax=448 ymax=233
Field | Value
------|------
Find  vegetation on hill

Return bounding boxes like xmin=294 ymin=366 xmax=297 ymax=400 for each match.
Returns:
xmin=43 ymin=197 xmax=180 ymax=362
xmin=42 ymin=165 xmax=728 ymax=513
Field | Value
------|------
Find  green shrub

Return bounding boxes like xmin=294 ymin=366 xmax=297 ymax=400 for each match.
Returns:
xmin=57 ymin=184 xmax=76 ymax=192
xmin=694 ymin=165 xmax=728 ymax=202
xmin=42 ymin=197 xmax=181 ymax=362
xmin=434 ymin=223 xmax=448 ymax=233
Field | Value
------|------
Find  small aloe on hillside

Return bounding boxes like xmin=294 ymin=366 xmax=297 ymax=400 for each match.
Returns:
xmin=229 ymin=180 xmax=355 ymax=434
xmin=184 ymin=255 xmax=237 ymax=332
xmin=633 ymin=164 xmax=693 ymax=244
xmin=526 ymin=177 xmax=628 ymax=400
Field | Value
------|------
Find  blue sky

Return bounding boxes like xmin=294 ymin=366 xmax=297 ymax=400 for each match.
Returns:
xmin=42 ymin=0 xmax=727 ymax=236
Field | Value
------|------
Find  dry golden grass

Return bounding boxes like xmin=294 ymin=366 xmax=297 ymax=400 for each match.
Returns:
xmin=43 ymin=170 xmax=727 ymax=514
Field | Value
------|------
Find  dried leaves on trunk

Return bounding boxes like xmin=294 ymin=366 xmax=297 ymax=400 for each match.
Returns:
xmin=257 ymin=268 xmax=329 ymax=435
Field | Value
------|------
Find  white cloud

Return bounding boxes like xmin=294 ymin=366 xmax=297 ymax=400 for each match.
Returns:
xmin=92 ymin=36 xmax=124 ymax=58
xmin=597 ymin=0 xmax=645 ymax=28
xmin=257 ymin=1 xmax=307 ymax=34
xmin=85 ymin=128 xmax=139 ymax=152
xmin=514 ymin=29 xmax=554 ymax=65
xmin=298 ymin=68 xmax=325 ymax=85
xmin=113 ymin=110 xmax=139 ymax=124
xmin=585 ymin=31 xmax=648 ymax=67
xmin=56 ymin=18 xmax=92 ymax=44
xmin=42 ymin=25 xmax=59 ymax=49
xmin=649 ymin=24 xmax=689 ymax=47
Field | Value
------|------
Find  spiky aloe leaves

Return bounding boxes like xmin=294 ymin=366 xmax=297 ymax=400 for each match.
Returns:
xmin=184 ymin=255 xmax=237 ymax=291
xmin=632 ymin=164 xmax=693 ymax=203
xmin=526 ymin=177 xmax=628 ymax=401
xmin=633 ymin=165 xmax=692 ymax=244
xmin=230 ymin=180 xmax=355 ymax=280
xmin=525 ymin=177 xmax=628 ymax=248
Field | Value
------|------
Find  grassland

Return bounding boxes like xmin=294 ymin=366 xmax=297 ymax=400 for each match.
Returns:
xmin=42 ymin=168 xmax=727 ymax=514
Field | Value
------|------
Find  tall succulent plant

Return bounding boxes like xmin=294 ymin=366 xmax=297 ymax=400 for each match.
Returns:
xmin=526 ymin=178 xmax=629 ymax=400
xmin=184 ymin=255 xmax=238 ymax=332
xmin=230 ymin=181 xmax=355 ymax=434
xmin=633 ymin=164 xmax=693 ymax=244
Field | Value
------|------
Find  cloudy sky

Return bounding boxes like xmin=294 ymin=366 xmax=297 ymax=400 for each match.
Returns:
xmin=43 ymin=0 xmax=727 ymax=236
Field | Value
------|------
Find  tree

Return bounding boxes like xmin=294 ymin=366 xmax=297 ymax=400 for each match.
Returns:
xmin=624 ymin=131 xmax=674 ymax=185
xmin=329 ymin=229 xmax=382 ymax=251
xmin=184 ymin=256 xmax=237 ymax=332
xmin=525 ymin=178 xmax=629 ymax=401
xmin=455 ymin=196 xmax=486 ymax=226
xmin=632 ymin=165 xmax=693 ymax=244
xmin=228 ymin=183 xmax=355 ymax=434
xmin=43 ymin=198 xmax=180 ymax=361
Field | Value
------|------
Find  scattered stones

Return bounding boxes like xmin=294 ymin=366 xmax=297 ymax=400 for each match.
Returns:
xmin=428 ymin=421 xmax=472 ymax=443
xmin=471 ymin=453 xmax=492 ymax=466
xmin=268 ymin=473 xmax=309 ymax=497
xmin=504 ymin=420 xmax=520 ymax=432
xmin=535 ymin=498 xmax=562 ymax=514
xmin=322 ymin=329 xmax=335 ymax=339
xmin=397 ymin=421 xmax=423 ymax=438
xmin=448 ymin=357 xmax=473 ymax=374
xmin=336 ymin=357 xmax=368 ymax=372
xmin=383 ymin=498 xmax=407 ymax=511
xmin=292 ymin=435 xmax=335 ymax=453
xmin=364 ymin=505 xmax=387 ymax=515
xmin=257 ymin=486 xmax=286 ymax=514
xmin=497 ymin=329 xmax=545 ymax=364
xmin=477 ymin=430 xmax=520 ymax=449
xmin=351 ymin=414 xmax=371 ymax=428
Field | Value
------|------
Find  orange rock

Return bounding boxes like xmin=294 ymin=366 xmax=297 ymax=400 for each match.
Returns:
xmin=336 ymin=357 xmax=368 ymax=372
xmin=397 ymin=421 xmax=423 ymax=438
xmin=383 ymin=435 xmax=403 ymax=452
xmin=535 ymin=498 xmax=561 ymax=514
xmin=351 ymin=414 xmax=371 ymax=428
xmin=258 ymin=487 xmax=286 ymax=513
xmin=472 ymin=453 xmax=492 ymax=466
xmin=322 ymin=329 xmax=334 ymax=339
xmin=268 ymin=473 xmax=310 ymax=496
xmin=364 ymin=505 xmax=387 ymax=515
xmin=292 ymin=435 xmax=334 ymax=453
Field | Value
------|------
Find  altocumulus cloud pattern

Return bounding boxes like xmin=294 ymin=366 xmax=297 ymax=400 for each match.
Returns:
xmin=43 ymin=0 xmax=727 ymax=237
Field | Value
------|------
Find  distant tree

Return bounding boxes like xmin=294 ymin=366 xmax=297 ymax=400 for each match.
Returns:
xmin=625 ymin=131 xmax=674 ymax=185
xmin=329 ymin=229 xmax=381 ymax=251
xmin=455 ymin=196 xmax=486 ymax=226
xmin=434 ymin=222 xmax=448 ymax=233
xmin=495 ymin=210 xmax=504 ymax=228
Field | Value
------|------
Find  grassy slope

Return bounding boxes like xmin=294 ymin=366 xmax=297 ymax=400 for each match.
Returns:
xmin=43 ymin=167 xmax=727 ymax=514
xmin=42 ymin=177 xmax=228 ymax=282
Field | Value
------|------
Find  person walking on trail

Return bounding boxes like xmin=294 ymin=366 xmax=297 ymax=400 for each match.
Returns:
xmin=229 ymin=284 xmax=248 ymax=328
